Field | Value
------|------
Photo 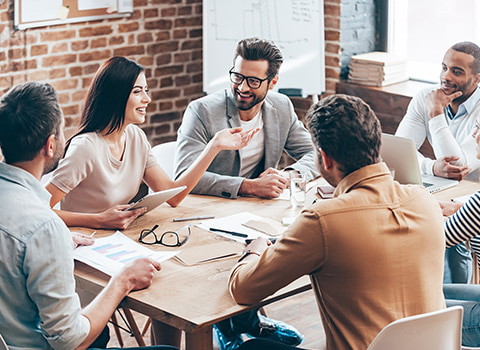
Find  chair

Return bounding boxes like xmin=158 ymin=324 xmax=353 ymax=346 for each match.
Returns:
xmin=367 ymin=306 xmax=463 ymax=350
xmin=151 ymin=141 xmax=177 ymax=181
xmin=0 ymin=333 xmax=8 ymax=350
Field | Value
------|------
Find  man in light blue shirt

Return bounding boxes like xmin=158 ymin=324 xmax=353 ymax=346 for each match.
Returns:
xmin=0 ymin=81 xmax=175 ymax=350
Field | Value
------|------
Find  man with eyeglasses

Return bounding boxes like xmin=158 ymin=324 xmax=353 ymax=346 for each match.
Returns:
xmin=173 ymin=37 xmax=315 ymax=350
xmin=175 ymin=37 xmax=318 ymax=200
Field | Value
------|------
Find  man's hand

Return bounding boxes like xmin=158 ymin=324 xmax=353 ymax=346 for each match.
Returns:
xmin=433 ymin=156 xmax=470 ymax=180
xmin=244 ymin=237 xmax=272 ymax=256
xmin=239 ymin=168 xmax=289 ymax=198
xmin=95 ymin=205 xmax=147 ymax=230
xmin=71 ymin=231 xmax=95 ymax=249
xmin=438 ymin=200 xmax=463 ymax=218
xmin=117 ymin=257 xmax=161 ymax=293
xmin=425 ymin=89 xmax=463 ymax=119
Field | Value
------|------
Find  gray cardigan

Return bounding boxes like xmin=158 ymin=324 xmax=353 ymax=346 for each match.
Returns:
xmin=174 ymin=89 xmax=318 ymax=198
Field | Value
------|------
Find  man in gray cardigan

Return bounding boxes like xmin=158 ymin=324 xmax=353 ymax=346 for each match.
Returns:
xmin=175 ymin=38 xmax=318 ymax=199
xmin=174 ymin=38 xmax=312 ymax=349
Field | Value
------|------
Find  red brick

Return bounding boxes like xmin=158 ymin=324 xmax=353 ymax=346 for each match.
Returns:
xmin=189 ymin=28 xmax=202 ymax=38
xmin=178 ymin=6 xmax=193 ymax=16
xmin=69 ymin=66 xmax=83 ymax=77
xmin=49 ymin=68 xmax=66 ymax=79
xmin=144 ymin=8 xmax=159 ymax=18
xmin=161 ymin=8 xmax=176 ymax=17
xmin=174 ymin=52 xmax=190 ymax=63
xmin=138 ymin=32 xmax=153 ymax=43
xmin=8 ymin=48 xmax=24 ymax=60
xmin=72 ymin=90 xmax=87 ymax=102
xmin=91 ymin=38 xmax=108 ymax=49
xmin=40 ymin=30 xmax=76 ymax=41
xmin=186 ymin=61 xmax=201 ymax=73
xmin=42 ymin=54 xmax=77 ymax=67
xmin=51 ymin=78 xmax=79 ymax=91
xmin=139 ymin=56 xmax=154 ymax=66
xmin=29 ymin=70 xmax=49 ymax=81
xmin=145 ymin=19 xmax=173 ymax=30
xmin=84 ymin=64 xmax=100 ymax=75
xmin=160 ymin=77 xmax=174 ymax=87
xmin=30 ymin=45 xmax=48 ymax=56
xmin=119 ymin=22 xmax=140 ymax=33
xmin=109 ymin=36 xmax=125 ymax=46
xmin=173 ymin=29 xmax=187 ymax=39
xmin=159 ymin=101 xmax=173 ymax=111
xmin=155 ymin=31 xmax=171 ymax=41
xmin=181 ymin=39 xmax=202 ymax=50
xmin=52 ymin=42 xmax=68 ymax=54
xmin=150 ymin=41 xmax=179 ymax=55
xmin=175 ymin=75 xmax=191 ymax=86
xmin=113 ymin=46 xmax=145 ymax=57
xmin=79 ymin=50 xmax=112 ymax=63
xmin=71 ymin=40 xmax=89 ymax=52
xmin=79 ymin=26 xmax=114 ymax=37
xmin=155 ymin=65 xmax=184 ymax=77
xmin=174 ymin=17 xmax=201 ymax=27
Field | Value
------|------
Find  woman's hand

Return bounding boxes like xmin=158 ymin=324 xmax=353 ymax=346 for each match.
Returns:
xmin=438 ymin=200 xmax=463 ymax=217
xmin=212 ymin=127 xmax=260 ymax=151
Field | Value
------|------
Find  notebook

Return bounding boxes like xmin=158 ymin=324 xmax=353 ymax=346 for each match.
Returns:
xmin=380 ymin=133 xmax=459 ymax=193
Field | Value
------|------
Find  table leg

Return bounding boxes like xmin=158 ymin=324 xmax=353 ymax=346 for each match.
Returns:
xmin=185 ymin=326 xmax=213 ymax=350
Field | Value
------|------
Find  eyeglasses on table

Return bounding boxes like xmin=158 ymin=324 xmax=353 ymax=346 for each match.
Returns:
xmin=139 ymin=224 xmax=191 ymax=247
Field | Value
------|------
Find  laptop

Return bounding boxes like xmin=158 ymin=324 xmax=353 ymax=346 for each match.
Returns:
xmin=380 ymin=133 xmax=459 ymax=193
xmin=124 ymin=186 xmax=187 ymax=212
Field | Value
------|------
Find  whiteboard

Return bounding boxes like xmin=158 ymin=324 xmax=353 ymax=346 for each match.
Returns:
xmin=203 ymin=0 xmax=325 ymax=97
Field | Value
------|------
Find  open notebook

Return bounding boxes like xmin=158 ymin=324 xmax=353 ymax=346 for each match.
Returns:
xmin=380 ymin=133 xmax=458 ymax=193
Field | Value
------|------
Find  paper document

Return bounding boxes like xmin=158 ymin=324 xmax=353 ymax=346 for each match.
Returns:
xmin=73 ymin=231 xmax=177 ymax=276
xmin=197 ymin=212 xmax=286 ymax=243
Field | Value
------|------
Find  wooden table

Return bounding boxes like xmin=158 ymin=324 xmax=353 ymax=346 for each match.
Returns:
xmin=74 ymin=179 xmax=480 ymax=349
xmin=74 ymin=193 xmax=312 ymax=350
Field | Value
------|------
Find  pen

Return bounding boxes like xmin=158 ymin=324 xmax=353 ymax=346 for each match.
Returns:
xmin=173 ymin=215 xmax=215 ymax=222
xmin=245 ymin=238 xmax=277 ymax=244
xmin=209 ymin=227 xmax=248 ymax=238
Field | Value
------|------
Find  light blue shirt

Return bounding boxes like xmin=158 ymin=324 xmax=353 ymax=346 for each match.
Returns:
xmin=0 ymin=162 xmax=89 ymax=350
xmin=445 ymin=86 xmax=480 ymax=120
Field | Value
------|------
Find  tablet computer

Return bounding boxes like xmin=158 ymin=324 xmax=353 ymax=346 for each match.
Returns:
xmin=125 ymin=186 xmax=187 ymax=212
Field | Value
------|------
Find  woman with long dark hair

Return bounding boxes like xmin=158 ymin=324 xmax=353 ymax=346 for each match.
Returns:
xmin=46 ymin=56 xmax=256 ymax=229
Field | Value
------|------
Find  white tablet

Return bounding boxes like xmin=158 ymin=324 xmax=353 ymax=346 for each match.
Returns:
xmin=125 ymin=186 xmax=187 ymax=212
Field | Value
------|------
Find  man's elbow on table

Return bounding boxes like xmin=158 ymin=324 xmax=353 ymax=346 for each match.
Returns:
xmin=228 ymin=267 xmax=263 ymax=306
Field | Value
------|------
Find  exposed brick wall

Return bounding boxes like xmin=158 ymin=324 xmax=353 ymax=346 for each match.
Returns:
xmin=0 ymin=0 xmax=350 ymax=151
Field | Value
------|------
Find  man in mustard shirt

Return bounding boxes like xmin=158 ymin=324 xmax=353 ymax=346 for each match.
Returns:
xmin=230 ymin=94 xmax=446 ymax=350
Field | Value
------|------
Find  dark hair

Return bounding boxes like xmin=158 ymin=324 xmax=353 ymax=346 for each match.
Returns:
xmin=234 ymin=37 xmax=284 ymax=78
xmin=0 ymin=82 xmax=62 ymax=164
xmin=72 ymin=56 xmax=144 ymax=141
xmin=451 ymin=41 xmax=480 ymax=74
xmin=307 ymin=94 xmax=382 ymax=175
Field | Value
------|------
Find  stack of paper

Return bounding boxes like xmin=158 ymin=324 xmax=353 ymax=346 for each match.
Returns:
xmin=348 ymin=52 xmax=409 ymax=86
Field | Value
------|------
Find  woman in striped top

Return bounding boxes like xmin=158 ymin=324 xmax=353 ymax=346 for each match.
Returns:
xmin=441 ymin=121 xmax=480 ymax=347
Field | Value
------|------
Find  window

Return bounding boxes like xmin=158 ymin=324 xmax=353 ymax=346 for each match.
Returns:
xmin=388 ymin=0 xmax=480 ymax=83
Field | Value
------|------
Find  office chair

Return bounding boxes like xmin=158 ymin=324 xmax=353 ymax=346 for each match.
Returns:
xmin=367 ymin=306 xmax=463 ymax=350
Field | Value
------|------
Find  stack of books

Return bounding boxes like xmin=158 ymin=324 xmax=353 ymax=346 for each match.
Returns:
xmin=348 ymin=52 xmax=409 ymax=87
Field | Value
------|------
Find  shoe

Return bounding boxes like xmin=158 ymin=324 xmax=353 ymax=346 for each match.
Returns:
xmin=213 ymin=324 xmax=244 ymax=350
xmin=247 ymin=315 xmax=304 ymax=346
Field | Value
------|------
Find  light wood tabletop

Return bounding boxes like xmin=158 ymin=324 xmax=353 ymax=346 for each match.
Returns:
xmin=73 ymin=179 xmax=480 ymax=350
xmin=73 ymin=192 xmax=311 ymax=350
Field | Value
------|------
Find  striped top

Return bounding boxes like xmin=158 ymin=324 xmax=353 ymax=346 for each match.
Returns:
xmin=445 ymin=192 xmax=480 ymax=268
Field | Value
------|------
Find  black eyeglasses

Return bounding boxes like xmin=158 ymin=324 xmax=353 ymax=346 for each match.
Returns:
xmin=139 ymin=224 xmax=191 ymax=247
xmin=229 ymin=68 xmax=272 ymax=89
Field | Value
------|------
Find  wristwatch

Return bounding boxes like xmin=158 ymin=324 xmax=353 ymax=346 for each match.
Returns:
xmin=238 ymin=249 xmax=261 ymax=262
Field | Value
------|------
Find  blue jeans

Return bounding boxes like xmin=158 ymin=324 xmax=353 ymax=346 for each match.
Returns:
xmin=238 ymin=339 xmax=306 ymax=349
xmin=444 ymin=283 xmax=480 ymax=347
xmin=444 ymin=244 xmax=472 ymax=284
xmin=215 ymin=310 xmax=260 ymax=337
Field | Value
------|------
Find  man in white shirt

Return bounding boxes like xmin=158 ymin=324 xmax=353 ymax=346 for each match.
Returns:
xmin=396 ymin=41 xmax=480 ymax=181
xmin=396 ymin=41 xmax=480 ymax=284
